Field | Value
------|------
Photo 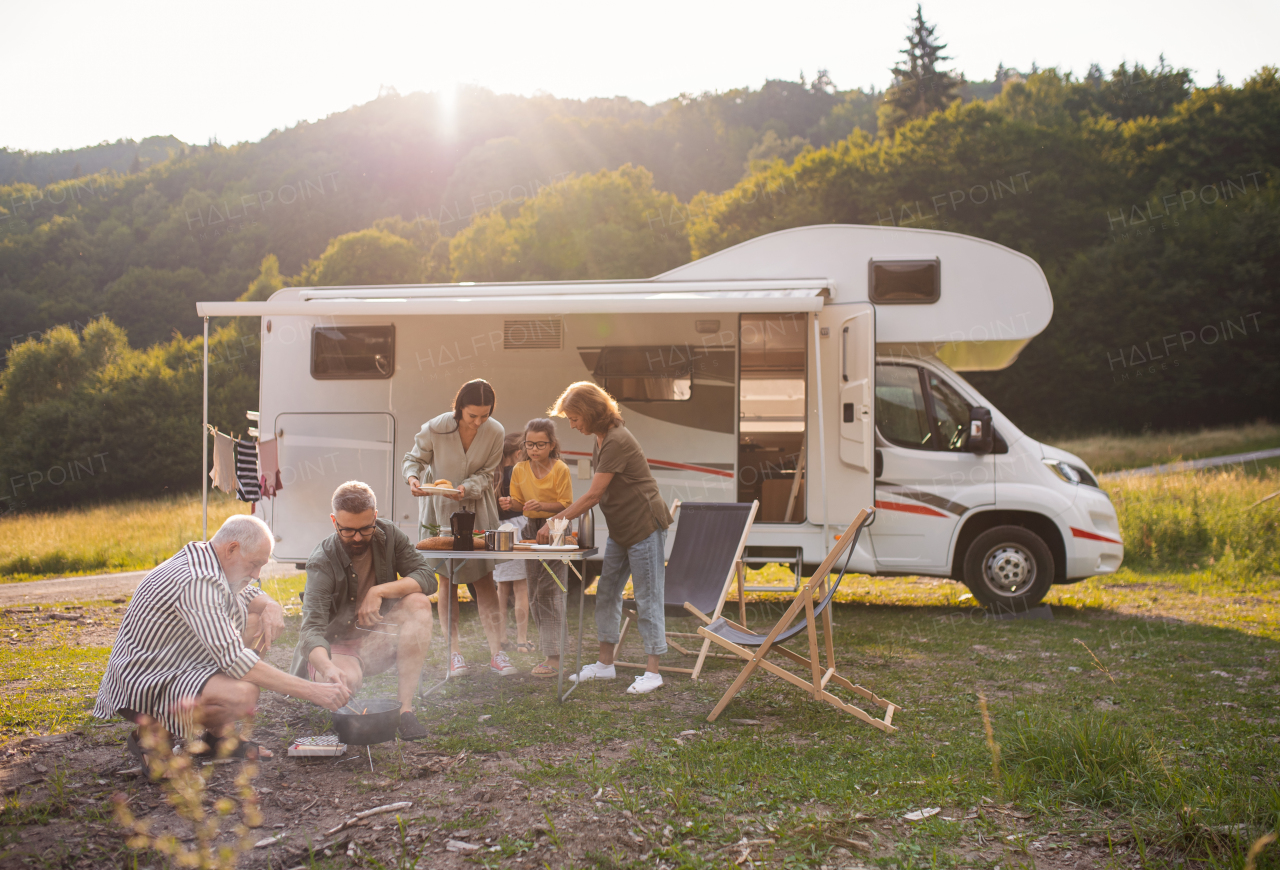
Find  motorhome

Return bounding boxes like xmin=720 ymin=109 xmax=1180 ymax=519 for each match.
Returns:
xmin=197 ymin=224 xmax=1123 ymax=611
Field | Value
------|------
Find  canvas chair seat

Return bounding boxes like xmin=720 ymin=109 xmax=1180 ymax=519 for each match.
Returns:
xmin=615 ymin=501 xmax=758 ymax=680
xmin=697 ymin=507 xmax=901 ymax=733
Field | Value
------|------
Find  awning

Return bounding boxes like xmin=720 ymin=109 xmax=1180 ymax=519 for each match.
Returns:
xmin=195 ymin=281 xmax=829 ymax=317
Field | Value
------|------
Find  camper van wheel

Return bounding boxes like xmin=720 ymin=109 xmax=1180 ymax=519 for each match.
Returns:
xmin=962 ymin=526 xmax=1054 ymax=613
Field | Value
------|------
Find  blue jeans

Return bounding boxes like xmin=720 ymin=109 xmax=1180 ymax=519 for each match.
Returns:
xmin=595 ymin=529 xmax=667 ymax=657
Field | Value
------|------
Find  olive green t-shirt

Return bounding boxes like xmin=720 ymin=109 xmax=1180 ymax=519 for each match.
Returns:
xmin=593 ymin=425 xmax=672 ymax=549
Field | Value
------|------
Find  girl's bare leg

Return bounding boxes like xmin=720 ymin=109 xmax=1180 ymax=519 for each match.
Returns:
xmin=470 ymin=574 xmax=506 ymax=657
xmin=496 ymin=581 xmax=510 ymax=645
xmin=514 ymin=578 xmax=530 ymax=645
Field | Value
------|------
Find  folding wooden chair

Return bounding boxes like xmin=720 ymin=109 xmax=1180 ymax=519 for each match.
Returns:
xmin=697 ymin=507 xmax=901 ymax=732
xmin=614 ymin=501 xmax=758 ymax=681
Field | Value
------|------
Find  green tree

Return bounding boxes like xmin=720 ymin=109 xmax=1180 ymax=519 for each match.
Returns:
xmin=449 ymin=165 xmax=690 ymax=281
xmin=292 ymin=228 xmax=433 ymax=286
xmin=878 ymin=5 xmax=960 ymax=136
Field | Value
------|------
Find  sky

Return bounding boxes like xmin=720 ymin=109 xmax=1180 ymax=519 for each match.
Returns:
xmin=5 ymin=0 xmax=1278 ymax=153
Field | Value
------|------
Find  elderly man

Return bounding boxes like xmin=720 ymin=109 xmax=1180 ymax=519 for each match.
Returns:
xmin=95 ymin=514 xmax=349 ymax=762
xmin=290 ymin=481 xmax=436 ymax=740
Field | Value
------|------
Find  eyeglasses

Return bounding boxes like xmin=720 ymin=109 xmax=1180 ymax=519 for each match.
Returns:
xmin=335 ymin=523 xmax=377 ymax=539
xmin=523 ymin=441 xmax=551 ymax=450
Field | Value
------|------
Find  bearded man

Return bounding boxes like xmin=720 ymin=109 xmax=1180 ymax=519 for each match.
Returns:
xmin=290 ymin=481 xmax=436 ymax=739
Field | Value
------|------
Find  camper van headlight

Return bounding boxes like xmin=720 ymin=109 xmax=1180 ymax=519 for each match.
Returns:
xmin=1044 ymin=459 xmax=1082 ymax=485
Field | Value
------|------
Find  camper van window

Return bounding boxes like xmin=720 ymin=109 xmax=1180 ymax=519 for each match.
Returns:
xmin=875 ymin=364 xmax=976 ymax=452
xmin=925 ymin=373 xmax=973 ymax=451
xmin=868 ymin=259 xmax=940 ymax=304
xmin=311 ymin=325 xmax=395 ymax=380
xmin=593 ymin=346 xmax=692 ymax=402
xmin=874 ymin=364 xmax=933 ymax=448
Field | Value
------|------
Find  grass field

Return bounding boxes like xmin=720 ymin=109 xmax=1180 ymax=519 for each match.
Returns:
xmin=3 ymin=566 xmax=1276 ymax=868
xmin=0 ymin=492 xmax=250 ymax=582
xmin=1056 ymin=421 xmax=1280 ymax=473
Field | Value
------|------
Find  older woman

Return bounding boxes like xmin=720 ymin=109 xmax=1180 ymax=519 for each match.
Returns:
xmin=541 ymin=381 xmax=672 ymax=695
xmin=403 ymin=379 xmax=514 ymax=677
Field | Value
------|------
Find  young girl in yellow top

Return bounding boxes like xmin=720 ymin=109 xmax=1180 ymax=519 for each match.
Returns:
xmin=502 ymin=418 xmax=575 ymax=677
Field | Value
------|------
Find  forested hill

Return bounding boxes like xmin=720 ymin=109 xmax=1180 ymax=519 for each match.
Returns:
xmin=0 ymin=79 xmax=881 ymax=347
xmin=1 ymin=50 xmax=1279 ymax=509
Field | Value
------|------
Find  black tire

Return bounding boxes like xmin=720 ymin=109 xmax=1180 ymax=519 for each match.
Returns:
xmin=962 ymin=525 xmax=1054 ymax=612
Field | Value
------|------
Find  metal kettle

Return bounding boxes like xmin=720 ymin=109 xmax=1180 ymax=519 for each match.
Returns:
xmin=577 ymin=508 xmax=595 ymax=549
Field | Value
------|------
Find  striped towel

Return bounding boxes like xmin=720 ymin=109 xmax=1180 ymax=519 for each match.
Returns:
xmin=234 ymin=438 xmax=261 ymax=504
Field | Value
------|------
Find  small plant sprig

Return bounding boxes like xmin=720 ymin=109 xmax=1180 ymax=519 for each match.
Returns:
xmin=111 ymin=710 xmax=262 ymax=870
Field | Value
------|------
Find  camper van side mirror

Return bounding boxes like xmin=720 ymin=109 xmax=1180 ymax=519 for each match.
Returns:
xmin=968 ymin=407 xmax=994 ymax=455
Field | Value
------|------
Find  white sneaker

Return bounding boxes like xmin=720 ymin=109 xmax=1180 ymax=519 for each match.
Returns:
xmin=569 ymin=661 xmax=616 ymax=683
xmin=626 ymin=672 xmax=664 ymax=694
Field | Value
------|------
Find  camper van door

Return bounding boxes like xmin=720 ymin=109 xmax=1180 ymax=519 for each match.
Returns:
xmin=819 ymin=304 xmax=876 ymax=525
xmin=269 ymin=412 xmax=396 ymax=562
xmin=869 ymin=363 xmax=995 ymax=571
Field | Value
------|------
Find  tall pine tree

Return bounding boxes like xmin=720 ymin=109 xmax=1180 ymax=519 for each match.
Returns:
xmin=878 ymin=5 xmax=960 ymax=135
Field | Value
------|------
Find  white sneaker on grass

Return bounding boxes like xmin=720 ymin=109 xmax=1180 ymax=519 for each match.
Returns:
xmin=569 ymin=661 xmax=616 ymax=683
xmin=626 ymin=672 xmax=664 ymax=694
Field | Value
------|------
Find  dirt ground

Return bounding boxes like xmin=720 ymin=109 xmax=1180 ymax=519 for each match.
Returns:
xmin=0 ymin=590 xmax=1237 ymax=869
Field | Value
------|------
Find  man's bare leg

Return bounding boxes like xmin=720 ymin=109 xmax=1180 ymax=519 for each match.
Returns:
xmin=195 ymin=674 xmax=272 ymax=757
xmin=387 ymin=593 xmax=434 ymax=712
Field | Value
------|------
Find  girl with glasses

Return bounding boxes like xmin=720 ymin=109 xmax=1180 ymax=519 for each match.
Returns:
xmin=501 ymin=418 xmax=574 ymax=677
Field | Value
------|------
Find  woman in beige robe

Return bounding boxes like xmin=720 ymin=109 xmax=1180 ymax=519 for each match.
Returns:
xmin=403 ymin=380 xmax=515 ymax=677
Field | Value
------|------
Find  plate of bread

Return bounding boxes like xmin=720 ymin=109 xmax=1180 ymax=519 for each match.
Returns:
xmin=418 ymin=478 xmax=462 ymax=496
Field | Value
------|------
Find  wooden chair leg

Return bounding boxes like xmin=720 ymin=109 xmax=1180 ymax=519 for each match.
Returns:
xmin=614 ymin=614 xmax=633 ymax=660
xmin=691 ymin=636 xmax=713 ymax=681
xmin=803 ymin=594 xmax=822 ymax=701
xmin=821 ymin=579 xmax=836 ymax=672
xmin=707 ymin=651 xmax=767 ymax=722
xmin=736 ymin=560 xmax=747 ymax=629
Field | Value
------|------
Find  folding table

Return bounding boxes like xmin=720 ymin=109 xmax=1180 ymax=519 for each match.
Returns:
xmin=417 ymin=547 xmax=598 ymax=702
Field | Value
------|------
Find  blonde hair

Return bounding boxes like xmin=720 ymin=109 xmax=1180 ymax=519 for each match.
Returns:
xmin=549 ymin=381 xmax=623 ymax=436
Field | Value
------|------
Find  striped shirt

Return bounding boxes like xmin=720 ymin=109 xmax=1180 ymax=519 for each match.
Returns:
xmin=93 ymin=541 xmax=262 ymax=738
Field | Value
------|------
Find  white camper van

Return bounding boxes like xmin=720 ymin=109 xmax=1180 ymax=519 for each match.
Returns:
xmin=198 ymin=224 xmax=1123 ymax=611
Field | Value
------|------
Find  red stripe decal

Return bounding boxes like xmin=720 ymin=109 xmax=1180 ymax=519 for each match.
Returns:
xmin=874 ymin=499 xmax=948 ymax=518
xmin=1070 ymin=527 xmax=1123 ymax=545
xmin=561 ymin=450 xmax=735 ymax=478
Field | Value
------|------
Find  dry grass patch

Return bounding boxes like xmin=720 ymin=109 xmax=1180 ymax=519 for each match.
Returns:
xmin=0 ymin=492 xmax=248 ymax=581
xmin=1057 ymin=420 xmax=1280 ymax=473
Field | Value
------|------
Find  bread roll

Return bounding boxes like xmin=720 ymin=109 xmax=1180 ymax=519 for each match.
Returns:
xmin=416 ymin=536 xmax=454 ymax=551
xmin=431 ymin=479 xmax=453 ymax=488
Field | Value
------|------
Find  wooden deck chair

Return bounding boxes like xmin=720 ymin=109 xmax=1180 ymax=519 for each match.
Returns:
xmin=697 ymin=507 xmax=901 ymax=733
xmin=614 ymin=501 xmax=758 ymax=681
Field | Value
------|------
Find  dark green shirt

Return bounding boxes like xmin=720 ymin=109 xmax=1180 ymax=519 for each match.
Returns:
xmin=593 ymin=425 xmax=672 ymax=549
xmin=289 ymin=518 xmax=437 ymax=677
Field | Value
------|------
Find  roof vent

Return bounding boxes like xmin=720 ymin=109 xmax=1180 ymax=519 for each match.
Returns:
xmin=504 ymin=319 xmax=563 ymax=350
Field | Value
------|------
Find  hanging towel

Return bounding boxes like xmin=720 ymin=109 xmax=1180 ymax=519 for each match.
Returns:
xmin=257 ymin=437 xmax=283 ymax=497
xmin=210 ymin=431 xmax=237 ymax=494
xmin=234 ymin=438 xmax=261 ymax=504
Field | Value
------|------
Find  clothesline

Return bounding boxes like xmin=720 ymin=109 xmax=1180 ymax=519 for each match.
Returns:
xmin=208 ymin=427 xmax=283 ymax=510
